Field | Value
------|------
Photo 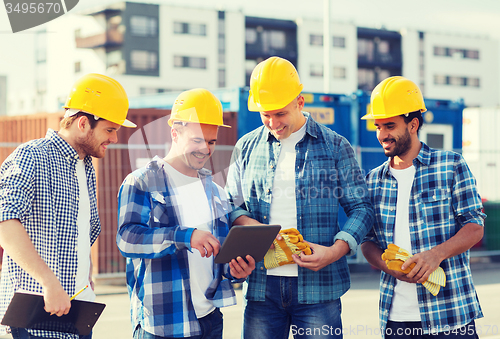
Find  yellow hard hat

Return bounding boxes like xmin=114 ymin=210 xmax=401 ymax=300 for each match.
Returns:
xmin=63 ymin=73 xmax=136 ymax=128
xmin=168 ymin=88 xmax=230 ymax=128
xmin=248 ymin=56 xmax=304 ymax=112
xmin=361 ymin=76 xmax=427 ymax=120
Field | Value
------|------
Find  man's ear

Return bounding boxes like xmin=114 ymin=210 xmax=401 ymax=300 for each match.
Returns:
xmin=171 ymin=126 xmax=178 ymax=142
xmin=409 ymin=117 xmax=420 ymax=134
xmin=297 ymin=95 xmax=305 ymax=110
xmin=77 ymin=115 xmax=90 ymax=132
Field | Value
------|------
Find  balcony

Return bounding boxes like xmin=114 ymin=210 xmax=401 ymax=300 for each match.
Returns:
xmin=76 ymin=27 xmax=123 ymax=49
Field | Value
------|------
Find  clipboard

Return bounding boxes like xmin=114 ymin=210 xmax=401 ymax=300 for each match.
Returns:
xmin=214 ymin=225 xmax=281 ymax=264
xmin=1 ymin=292 xmax=106 ymax=335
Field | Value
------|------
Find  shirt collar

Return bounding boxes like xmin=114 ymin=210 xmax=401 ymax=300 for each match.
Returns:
xmin=45 ymin=129 xmax=91 ymax=163
xmin=381 ymin=141 xmax=430 ymax=177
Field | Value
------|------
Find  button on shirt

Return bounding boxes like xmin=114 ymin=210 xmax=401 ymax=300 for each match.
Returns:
xmin=226 ymin=112 xmax=374 ymax=304
xmin=0 ymin=129 xmax=100 ymax=338
xmin=364 ymin=142 xmax=485 ymax=334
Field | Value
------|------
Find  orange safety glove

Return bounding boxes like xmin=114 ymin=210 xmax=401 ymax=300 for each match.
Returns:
xmin=381 ymin=244 xmax=446 ymax=296
xmin=264 ymin=229 xmax=312 ymax=269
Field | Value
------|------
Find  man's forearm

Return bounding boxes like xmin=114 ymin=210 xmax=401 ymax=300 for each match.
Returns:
xmin=361 ymin=241 xmax=388 ymax=272
xmin=232 ymin=215 xmax=262 ymax=226
xmin=0 ymin=219 xmax=60 ymax=289
xmin=431 ymin=222 xmax=483 ymax=262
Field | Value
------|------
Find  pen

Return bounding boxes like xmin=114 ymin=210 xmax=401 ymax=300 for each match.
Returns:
xmin=70 ymin=285 xmax=89 ymax=301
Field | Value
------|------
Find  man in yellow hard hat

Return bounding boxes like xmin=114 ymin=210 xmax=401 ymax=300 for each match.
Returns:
xmin=225 ymin=56 xmax=374 ymax=338
xmin=0 ymin=73 xmax=136 ymax=339
xmin=117 ymin=88 xmax=255 ymax=339
xmin=360 ymin=76 xmax=484 ymax=338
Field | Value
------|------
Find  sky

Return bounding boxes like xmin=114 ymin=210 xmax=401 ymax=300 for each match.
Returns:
xmin=1 ymin=0 xmax=500 ymax=97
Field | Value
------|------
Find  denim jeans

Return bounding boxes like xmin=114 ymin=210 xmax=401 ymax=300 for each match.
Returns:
xmin=133 ymin=308 xmax=223 ymax=339
xmin=243 ymin=276 xmax=343 ymax=339
xmin=386 ymin=320 xmax=478 ymax=339
xmin=10 ymin=328 xmax=92 ymax=339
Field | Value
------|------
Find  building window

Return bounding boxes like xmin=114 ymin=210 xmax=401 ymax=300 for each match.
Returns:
xmin=131 ymin=50 xmax=158 ymax=71
xmin=131 ymin=16 xmax=157 ymax=37
xmin=333 ymin=36 xmax=345 ymax=48
xmin=434 ymin=75 xmax=480 ymax=87
xmin=358 ymin=39 xmax=374 ymax=62
xmin=333 ymin=66 xmax=346 ymax=79
xmin=218 ymin=68 xmax=226 ymax=88
xmin=433 ymin=46 xmax=480 ymax=60
xmin=174 ymin=56 xmax=207 ymax=69
xmin=74 ymin=61 xmax=81 ymax=73
xmin=266 ymin=30 xmax=286 ymax=49
xmin=358 ymin=68 xmax=375 ymax=90
xmin=310 ymin=64 xmax=323 ymax=77
xmin=310 ymin=34 xmax=323 ymax=46
xmin=246 ymin=28 xmax=257 ymax=44
xmin=174 ymin=22 xmax=206 ymax=36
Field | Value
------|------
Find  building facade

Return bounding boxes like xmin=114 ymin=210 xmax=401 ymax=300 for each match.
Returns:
xmin=3 ymin=1 xmax=499 ymax=115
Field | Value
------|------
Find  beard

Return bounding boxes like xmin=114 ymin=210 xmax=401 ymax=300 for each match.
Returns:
xmin=77 ymin=129 xmax=107 ymax=159
xmin=382 ymin=128 xmax=412 ymax=158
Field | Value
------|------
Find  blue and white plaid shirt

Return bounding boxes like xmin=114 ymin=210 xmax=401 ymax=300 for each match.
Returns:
xmin=117 ymin=157 xmax=239 ymax=338
xmin=0 ymin=129 xmax=100 ymax=339
xmin=225 ymin=113 xmax=374 ymax=304
xmin=364 ymin=142 xmax=485 ymax=335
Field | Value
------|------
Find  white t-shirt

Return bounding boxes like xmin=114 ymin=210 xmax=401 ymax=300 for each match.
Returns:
xmin=388 ymin=165 xmax=421 ymax=322
xmin=75 ymin=160 xmax=96 ymax=302
xmin=268 ymin=119 xmax=307 ymax=277
xmin=162 ymin=160 xmax=215 ymax=318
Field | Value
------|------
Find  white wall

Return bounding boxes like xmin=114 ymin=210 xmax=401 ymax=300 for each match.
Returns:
xmin=296 ymin=18 xmax=357 ymax=94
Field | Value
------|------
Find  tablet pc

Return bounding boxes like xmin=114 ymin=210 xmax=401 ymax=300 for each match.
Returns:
xmin=214 ymin=225 xmax=281 ymax=264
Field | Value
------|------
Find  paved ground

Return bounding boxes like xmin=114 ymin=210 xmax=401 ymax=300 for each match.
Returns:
xmin=2 ymin=259 xmax=500 ymax=339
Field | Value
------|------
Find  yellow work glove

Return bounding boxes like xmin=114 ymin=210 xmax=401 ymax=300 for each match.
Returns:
xmin=264 ymin=229 xmax=312 ymax=269
xmin=381 ymin=244 xmax=446 ymax=296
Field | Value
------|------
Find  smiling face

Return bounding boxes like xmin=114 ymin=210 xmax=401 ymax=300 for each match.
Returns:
xmin=260 ymin=96 xmax=306 ymax=140
xmin=168 ymin=123 xmax=218 ymax=177
xmin=75 ymin=118 xmax=120 ymax=159
xmin=375 ymin=115 xmax=413 ymax=159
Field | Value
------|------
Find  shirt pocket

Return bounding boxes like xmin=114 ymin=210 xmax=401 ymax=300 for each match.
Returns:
xmin=420 ymin=188 xmax=451 ymax=226
xmin=150 ymin=191 xmax=170 ymax=226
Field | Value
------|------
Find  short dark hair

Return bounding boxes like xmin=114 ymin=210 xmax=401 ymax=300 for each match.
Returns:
xmin=60 ymin=112 xmax=100 ymax=130
xmin=402 ymin=110 xmax=423 ymax=134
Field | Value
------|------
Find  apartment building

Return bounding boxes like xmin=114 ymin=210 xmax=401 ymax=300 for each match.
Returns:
xmin=3 ymin=1 xmax=499 ymax=115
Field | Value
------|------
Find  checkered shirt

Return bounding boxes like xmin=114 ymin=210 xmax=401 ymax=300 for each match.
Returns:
xmin=0 ymin=129 xmax=100 ymax=338
xmin=225 ymin=113 xmax=374 ymax=304
xmin=364 ymin=142 xmax=485 ymax=335
xmin=117 ymin=157 xmax=238 ymax=338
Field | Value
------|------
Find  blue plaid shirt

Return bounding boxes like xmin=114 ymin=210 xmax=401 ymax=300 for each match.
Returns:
xmin=0 ymin=129 xmax=100 ymax=339
xmin=225 ymin=113 xmax=374 ymax=303
xmin=117 ymin=157 xmax=239 ymax=338
xmin=364 ymin=142 xmax=485 ymax=335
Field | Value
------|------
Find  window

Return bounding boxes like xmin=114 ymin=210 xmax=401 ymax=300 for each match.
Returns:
xmin=358 ymin=39 xmax=374 ymax=61
xmin=310 ymin=34 xmax=323 ymax=46
xmin=74 ymin=61 xmax=81 ymax=73
xmin=174 ymin=22 xmax=206 ymax=36
xmin=218 ymin=68 xmax=226 ymax=88
xmin=333 ymin=36 xmax=345 ymax=48
xmin=358 ymin=68 xmax=375 ymax=90
xmin=333 ymin=66 xmax=346 ymax=79
xmin=174 ymin=56 xmax=207 ymax=69
xmin=433 ymin=46 xmax=480 ymax=60
xmin=131 ymin=50 xmax=158 ymax=71
xmin=131 ymin=16 xmax=157 ymax=37
xmin=434 ymin=75 xmax=480 ymax=87
xmin=246 ymin=28 xmax=257 ymax=44
xmin=268 ymin=30 xmax=286 ymax=49
xmin=467 ymin=77 xmax=480 ymax=87
xmin=310 ymin=64 xmax=323 ymax=77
